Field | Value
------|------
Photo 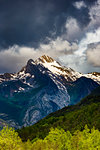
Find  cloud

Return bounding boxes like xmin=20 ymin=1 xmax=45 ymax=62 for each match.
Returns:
xmin=67 ymin=27 xmax=100 ymax=72
xmin=59 ymin=54 xmax=85 ymax=70
xmin=87 ymin=44 xmax=100 ymax=67
xmin=75 ymin=27 xmax=100 ymax=56
xmin=0 ymin=46 xmax=36 ymax=73
xmin=39 ymin=37 xmax=78 ymax=56
xmin=65 ymin=17 xmax=81 ymax=41
xmin=0 ymin=0 xmax=97 ymax=48
xmin=64 ymin=0 xmax=100 ymax=43
xmin=59 ymin=16 xmax=100 ymax=73
xmin=59 ymin=53 xmax=100 ymax=73
xmin=89 ymin=0 xmax=100 ymax=29
xmin=73 ymin=1 xmax=86 ymax=9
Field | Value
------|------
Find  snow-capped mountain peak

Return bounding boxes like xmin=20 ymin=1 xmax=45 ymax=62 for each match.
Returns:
xmin=35 ymin=55 xmax=100 ymax=84
xmin=36 ymin=55 xmax=54 ymax=63
xmin=0 ymin=55 xmax=100 ymax=84
xmin=35 ymin=55 xmax=80 ymax=79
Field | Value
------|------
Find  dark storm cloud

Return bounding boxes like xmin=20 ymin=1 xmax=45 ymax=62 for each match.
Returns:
xmin=0 ymin=0 xmax=97 ymax=48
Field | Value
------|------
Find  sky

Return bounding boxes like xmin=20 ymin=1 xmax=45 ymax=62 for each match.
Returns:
xmin=0 ymin=0 xmax=100 ymax=73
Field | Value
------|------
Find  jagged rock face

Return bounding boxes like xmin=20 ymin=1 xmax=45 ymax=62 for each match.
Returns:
xmin=36 ymin=55 xmax=54 ymax=63
xmin=0 ymin=55 xmax=99 ymax=128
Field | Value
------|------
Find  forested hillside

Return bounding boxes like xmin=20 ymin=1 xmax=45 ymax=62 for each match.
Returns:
xmin=17 ymin=86 xmax=100 ymax=141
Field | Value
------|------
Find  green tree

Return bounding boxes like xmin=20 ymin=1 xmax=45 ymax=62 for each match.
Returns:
xmin=0 ymin=127 xmax=22 ymax=150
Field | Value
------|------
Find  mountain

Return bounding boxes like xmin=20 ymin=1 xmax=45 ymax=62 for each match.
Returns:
xmin=17 ymin=86 xmax=100 ymax=141
xmin=0 ymin=55 xmax=99 ymax=128
xmin=0 ymin=55 xmax=100 ymax=84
